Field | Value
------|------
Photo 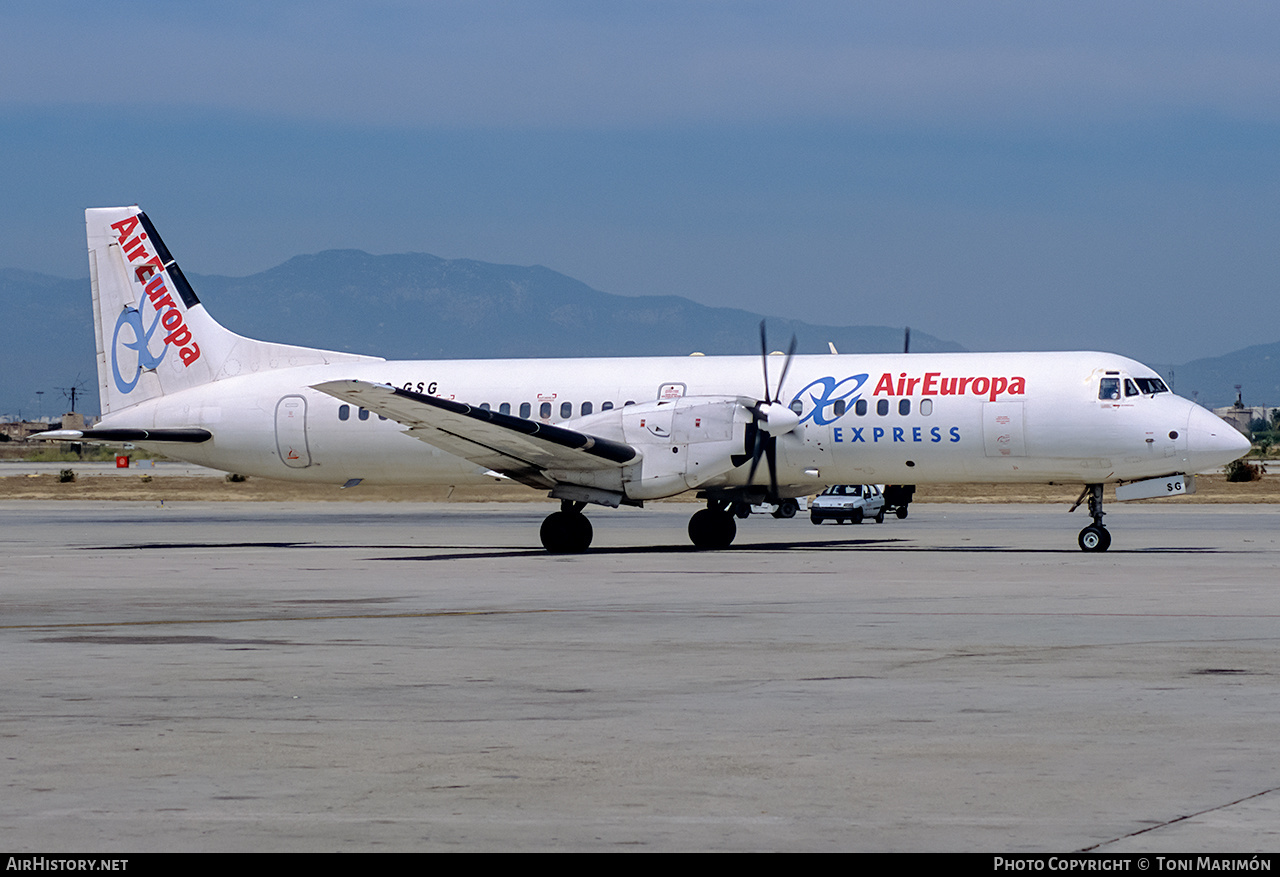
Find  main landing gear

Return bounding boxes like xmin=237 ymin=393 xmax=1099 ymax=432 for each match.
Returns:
xmin=540 ymin=500 xmax=593 ymax=554
xmin=688 ymin=499 xmax=738 ymax=549
xmin=1071 ymin=484 xmax=1112 ymax=552
xmin=539 ymin=498 xmax=744 ymax=553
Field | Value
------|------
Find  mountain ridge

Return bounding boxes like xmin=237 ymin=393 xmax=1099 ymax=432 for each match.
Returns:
xmin=187 ymin=250 xmax=964 ymax=361
xmin=1 ymin=251 xmax=1272 ymax=416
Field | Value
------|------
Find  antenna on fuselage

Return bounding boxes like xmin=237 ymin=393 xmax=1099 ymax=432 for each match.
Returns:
xmin=903 ymin=327 xmax=911 ymax=354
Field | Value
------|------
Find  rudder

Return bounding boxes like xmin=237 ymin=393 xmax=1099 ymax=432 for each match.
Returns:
xmin=89 ymin=207 xmax=227 ymax=413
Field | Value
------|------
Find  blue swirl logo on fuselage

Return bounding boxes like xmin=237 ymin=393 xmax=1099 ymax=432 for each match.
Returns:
xmin=791 ymin=374 xmax=869 ymax=425
xmin=111 ymin=305 xmax=168 ymax=394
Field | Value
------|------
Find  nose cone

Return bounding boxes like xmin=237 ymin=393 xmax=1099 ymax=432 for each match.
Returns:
xmin=1185 ymin=404 xmax=1252 ymax=472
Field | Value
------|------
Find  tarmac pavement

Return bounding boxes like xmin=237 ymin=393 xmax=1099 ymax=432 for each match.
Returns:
xmin=2 ymin=499 xmax=1278 ymax=852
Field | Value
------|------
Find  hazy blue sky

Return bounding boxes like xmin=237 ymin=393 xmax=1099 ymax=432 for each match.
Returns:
xmin=3 ymin=1 xmax=1278 ymax=364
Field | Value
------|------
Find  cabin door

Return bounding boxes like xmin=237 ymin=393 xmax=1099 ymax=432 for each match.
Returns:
xmin=275 ymin=395 xmax=312 ymax=468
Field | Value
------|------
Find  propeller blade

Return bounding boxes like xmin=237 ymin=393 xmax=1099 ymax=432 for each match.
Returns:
xmin=773 ymin=334 xmax=797 ymax=403
xmin=764 ymin=437 xmax=779 ymax=500
xmin=759 ymin=320 xmax=798 ymax=403
xmin=746 ymin=321 xmax=801 ymax=502
xmin=758 ymin=320 xmax=770 ymax=401
xmin=746 ymin=423 xmax=767 ymax=487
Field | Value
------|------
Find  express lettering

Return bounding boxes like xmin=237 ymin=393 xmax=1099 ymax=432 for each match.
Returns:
xmin=833 ymin=425 xmax=961 ymax=444
xmin=872 ymin=371 xmax=1025 ymax=403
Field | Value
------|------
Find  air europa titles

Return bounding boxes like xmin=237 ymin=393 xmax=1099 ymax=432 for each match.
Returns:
xmin=110 ymin=216 xmax=201 ymax=368
xmin=873 ymin=371 xmax=1026 ymax=402
xmin=793 ymin=369 xmax=1029 ymax=447
xmin=794 ymin=370 xmax=1028 ymax=429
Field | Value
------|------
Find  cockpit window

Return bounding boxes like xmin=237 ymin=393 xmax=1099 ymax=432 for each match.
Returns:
xmin=1125 ymin=379 xmax=1140 ymax=397
xmin=1098 ymin=377 xmax=1121 ymax=401
xmin=1134 ymin=377 xmax=1169 ymax=395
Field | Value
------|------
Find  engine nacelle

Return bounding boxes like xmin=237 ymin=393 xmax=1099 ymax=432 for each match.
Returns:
xmin=551 ymin=396 xmax=754 ymax=501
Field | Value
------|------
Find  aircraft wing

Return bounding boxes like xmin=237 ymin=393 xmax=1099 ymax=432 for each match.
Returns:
xmin=311 ymin=380 xmax=638 ymax=489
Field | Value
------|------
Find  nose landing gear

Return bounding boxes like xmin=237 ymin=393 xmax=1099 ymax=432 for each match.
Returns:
xmin=1071 ymin=484 xmax=1111 ymax=552
xmin=1078 ymin=524 xmax=1111 ymax=552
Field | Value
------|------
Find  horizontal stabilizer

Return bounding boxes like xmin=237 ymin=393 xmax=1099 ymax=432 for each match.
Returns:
xmin=31 ymin=428 xmax=213 ymax=443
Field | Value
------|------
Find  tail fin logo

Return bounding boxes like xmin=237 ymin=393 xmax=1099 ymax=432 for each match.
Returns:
xmin=111 ymin=306 xmax=167 ymax=394
xmin=107 ymin=216 xmax=202 ymax=394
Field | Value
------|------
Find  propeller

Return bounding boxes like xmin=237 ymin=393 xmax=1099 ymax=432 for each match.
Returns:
xmin=745 ymin=321 xmax=799 ymax=500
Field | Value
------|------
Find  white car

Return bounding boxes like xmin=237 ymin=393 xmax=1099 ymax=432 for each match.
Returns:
xmin=809 ymin=484 xmax=886 ymax=525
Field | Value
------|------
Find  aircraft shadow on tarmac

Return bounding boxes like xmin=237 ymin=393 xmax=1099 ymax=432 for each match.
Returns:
xmin=372 ymin=542 xmax=1233 ymax=561
xmin=87 ymin=538 xmax=1234 ymax=561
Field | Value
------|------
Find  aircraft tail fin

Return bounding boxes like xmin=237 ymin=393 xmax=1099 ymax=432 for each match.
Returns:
xmin=87 ymin=207 xmax=378 ymax=415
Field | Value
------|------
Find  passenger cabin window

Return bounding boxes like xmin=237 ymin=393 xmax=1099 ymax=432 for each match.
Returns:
xmin=581 ymin=402 xmax=593 ymax=416
xmin=560 ymin=401 xmax=572 ymax=419
xmin=540 ymin=402 xmax=552 ymax=419
xmin=499 ymin=402 xmax=511 ymax=415
xmin=855 ymin=399 xmax=867 ymax=416
xmin=877 ymin=399 xmax=889 ymax=416
xmin=338 ymin=404 xmax=350 ymax=421
xmin=519 ymin=402 xmax=531 ymax=418
xmin=833 ymin=399 xmax=846 ymax=416
xmin=1099 ymin=378 xmax=1121 ymax=401
xmin=920 ymin=399 xmax=933 ymax=416
xmin=898 ymin=399 xmax=911 ymax=416
xmin=358 ymin=408 xmax=370 ymax=421
xmin=601 ymin=401 xmax=614 ymax=411
xmin=479 ymin=402 xmax=490 ymax=411
xmin=789 ymin=399 xmax=804 ymax=415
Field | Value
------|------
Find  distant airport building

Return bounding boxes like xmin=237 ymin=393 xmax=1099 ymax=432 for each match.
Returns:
xmin=0 ymin=420 xmax=52 ymax=441
xmin=0 ymin=414 xmax=92 ymax=441
xmin=1212 ymin=393 xmax=1277 ymax=435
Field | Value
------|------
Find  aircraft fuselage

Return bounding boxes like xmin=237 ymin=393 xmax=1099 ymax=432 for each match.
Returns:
xmin=101 ymin=350 xmax=1242 ymax=494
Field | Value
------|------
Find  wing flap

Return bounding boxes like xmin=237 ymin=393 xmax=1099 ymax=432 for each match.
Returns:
xmin=311 ymin=381 xmax=638 ymax=485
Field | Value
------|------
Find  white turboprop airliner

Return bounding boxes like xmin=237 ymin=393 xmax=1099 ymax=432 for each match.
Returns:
xmin=38 ymin=207 xmax=1251 ymax=553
